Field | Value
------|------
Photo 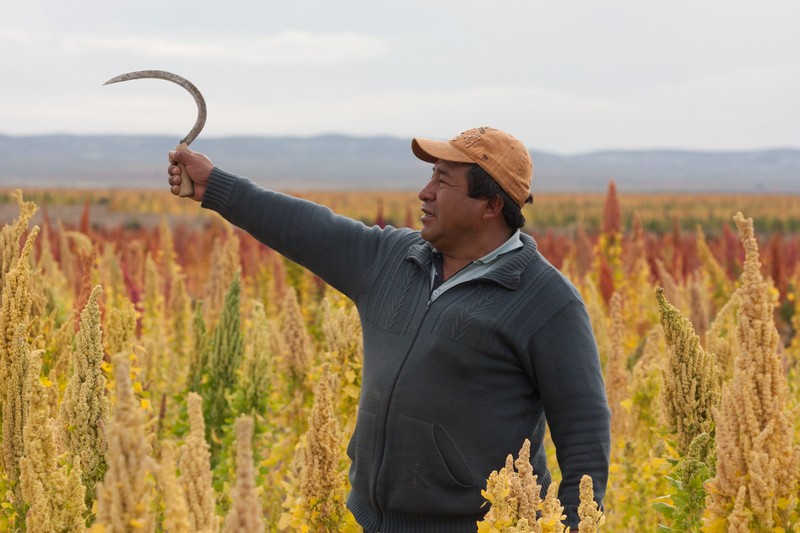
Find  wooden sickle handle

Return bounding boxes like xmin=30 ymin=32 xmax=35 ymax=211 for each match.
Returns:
xmin=175 ymin=142 xmax=195 ymax=197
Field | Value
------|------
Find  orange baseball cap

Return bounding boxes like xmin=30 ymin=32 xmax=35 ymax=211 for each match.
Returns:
xmin=412 ymin=126 xmax=533 ymax=207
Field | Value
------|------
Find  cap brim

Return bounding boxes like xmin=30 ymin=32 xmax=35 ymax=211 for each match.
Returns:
xmin=411 ymin=137 xmax=475 ymax=164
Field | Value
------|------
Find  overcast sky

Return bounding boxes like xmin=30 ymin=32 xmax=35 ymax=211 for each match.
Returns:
xmin=2 ymin=0 xmax=798 ymax=154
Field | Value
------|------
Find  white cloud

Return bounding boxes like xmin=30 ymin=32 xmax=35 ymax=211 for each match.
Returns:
xmin=236 ymin=30 xmax=389 ymax=64
xmin=0 ymin=29 xmax=38 ymax=45
xmin=0 ymin=29 xmax=388 ymax=65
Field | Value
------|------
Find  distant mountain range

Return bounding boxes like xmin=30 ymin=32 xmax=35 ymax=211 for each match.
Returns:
xmin=1 ymin=134 xmax=798 ymax=193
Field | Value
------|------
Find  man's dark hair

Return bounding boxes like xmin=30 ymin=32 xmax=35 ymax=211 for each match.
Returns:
xmin=466 ymin=164 xmax=527 ymax=229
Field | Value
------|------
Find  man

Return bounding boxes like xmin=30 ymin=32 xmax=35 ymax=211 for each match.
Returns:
xmin=168 ymin=126 xmax=611 ymax=531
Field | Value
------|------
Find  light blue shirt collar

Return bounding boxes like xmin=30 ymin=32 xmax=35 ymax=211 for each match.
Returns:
xmin=428 ymin=230 xmax=523 ymax=302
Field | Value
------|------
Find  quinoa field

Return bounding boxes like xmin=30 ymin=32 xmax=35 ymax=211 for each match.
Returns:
xmin=1 ymin=183 xmax=799 ymax=532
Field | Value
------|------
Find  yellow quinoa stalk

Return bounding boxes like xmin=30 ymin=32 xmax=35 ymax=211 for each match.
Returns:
xmin=581 ymin=278 xmax=610 ymax=367
xmin=102 ymin=293 xmax=137 ymax=357
xmin=320 ymin=297 xmax=363 ymax=434
xmin=605 ymin=292 xmax=630 ymax=437
xmin=26 ymin=301 xmax=54 ymax=372
xmin=787 ymin=271 xmax=800 ymax=370
xmin=620 ymin=213 xmax=658 ymax=340
xmin=695 ymin=225 xmax=733 ymax=310
xmin=46 ymin=368 xmax=59 ymax=420
xmin=96 ymin=241 xmax=123 ymax=306
xmin=538 ymin=483 xmax=568 ymax=533
xmin=688 ymin=273 xmax=711 ymax=340
xmin=253 ymin=250 xmax=287 ymax=317
xmin=26 ymin=244 xmax=50 ymax=343
xmin=0 ymin=226 xmax=39 ymax=507
xmin=33 ymin=219 xmax=62 ymax=284
xmin=168 ymin=270 xmax=192 ymax=373
xmin=157 ymin=216 xmax=178 ymax=289
xmin=187 ymin=302 xmax=208 ymax=393
xmin=0 ymin=190 xmax=37 ymax=288
xmin=294 ymin=363 xmax=349 ymax=531
xmin=655 ymin=258 xmax=688 ymax=315
xmin=236 ymin=301 xmax=272 ymax=416
xmin=274 ymin=285 xmax=315 ymax=435
xmin=142 ymin=252 xmax=165 ymax=330
xmin=36 ymin=221 xmax=69 ymax=312
xmin=725 ymin=486 xmax=751 ymax=533
xmin=222 ymin=415 xmax=264 ymax=533
xmin=178 ymin=392 xmax=217 ymax=533
xmin=155 ymin=440 xmax=190 ymax=533
xmin=0 ymin=226 xmax=38 ymax=372
xmin=628 ymin=327 xmax=666 ymax=442
xmin=604 ymin=327 xmax=672 ymax=532
xmin=281 ymin=286 xmax=313 ymax=385
xmin=577 ymin=475 xmax=604 ymax=533
xmin=704 ymin=292 xmax=741 ymax=380
xmin=282 ymin=255 xmax=316 ymax=309
xmin=513 ymin=439 xmax=543 ymax=525
xmin=2 ymin=320 xmax=33 ymax=521
xmin=320 ymin=296 xmax=362 ymax=369
xmin=56 ymin=221 xmax=77 ymax=296
xmin=478 ymin=454 xmax=532 ymax=532
xmin=156 ymin=216 xmax=192 ymax=374
xmin=202 ymin=228 xmax=241 ymax=326
xmin=656 ymin=286 xmax=721 ymax=455
xmin=19 ymin=335 xmax=86 ymax=533
xmin=58 ymin=284 xmax=109 ymax=498
xmin=704 ymin=212 xmax=800 ymax=531
xmin=92 ymin=352 xmax=155 ymax=533
xmin=47 ymin=313 xmax=77 ymax=390
xmin=141 ymin=254 xmax=166 ymax=356
xmin=478 ymin=439 xmax=564 ymax=533
xmin=140 ymin=253 xmax=182 ymax=399
xmin=72 ymin=242 xmax=98 ymax=318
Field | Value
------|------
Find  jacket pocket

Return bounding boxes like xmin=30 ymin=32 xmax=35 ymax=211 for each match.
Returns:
xmin=347 ymin=410 xmax=377 ymax=496
xmin=384 ymin=415 xmax=476 ymax=514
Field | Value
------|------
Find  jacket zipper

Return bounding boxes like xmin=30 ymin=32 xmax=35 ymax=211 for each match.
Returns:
xmin=371 ymin=294 xmax=432 ymax=529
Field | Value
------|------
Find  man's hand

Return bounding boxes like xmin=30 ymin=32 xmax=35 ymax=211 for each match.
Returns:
xmin=167 ymin=149 xmax=214 ymax=202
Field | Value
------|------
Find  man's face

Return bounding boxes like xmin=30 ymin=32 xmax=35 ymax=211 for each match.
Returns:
xmin=417 ymin=160 xmax=486 ymax=254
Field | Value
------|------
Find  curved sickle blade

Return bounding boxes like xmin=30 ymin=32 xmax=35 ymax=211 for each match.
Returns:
xmin=103 ymin=70 xmax=207 ymax=145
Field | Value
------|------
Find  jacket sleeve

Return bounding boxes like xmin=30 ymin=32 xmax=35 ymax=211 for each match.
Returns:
xmin=527 ymin=289 xmax=611 ymax=528
xmin=201 ymin=167 xmax=406 ymax=299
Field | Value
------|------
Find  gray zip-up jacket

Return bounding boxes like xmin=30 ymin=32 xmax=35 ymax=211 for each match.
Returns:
xmin=202 ymin=168 xmax=611 ymax=532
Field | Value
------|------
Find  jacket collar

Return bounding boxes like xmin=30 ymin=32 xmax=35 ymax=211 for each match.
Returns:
xmin=405 ymin=233 xmax=538 ymax=290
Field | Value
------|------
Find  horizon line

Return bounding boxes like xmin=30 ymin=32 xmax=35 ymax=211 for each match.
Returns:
xmin=1 ymin=131 xmax=798 ymax=157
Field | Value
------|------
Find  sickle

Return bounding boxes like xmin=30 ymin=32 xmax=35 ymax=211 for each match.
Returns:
xmin=104 ymin=70 xmax=207 ymax=197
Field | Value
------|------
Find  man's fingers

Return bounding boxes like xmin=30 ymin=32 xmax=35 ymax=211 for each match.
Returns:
xmin=169 ymin=149 xmax=190 ymax=165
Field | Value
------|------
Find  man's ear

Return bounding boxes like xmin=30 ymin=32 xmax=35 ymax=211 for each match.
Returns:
xmin=483 ymin=194 xmax=504 ymax=219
